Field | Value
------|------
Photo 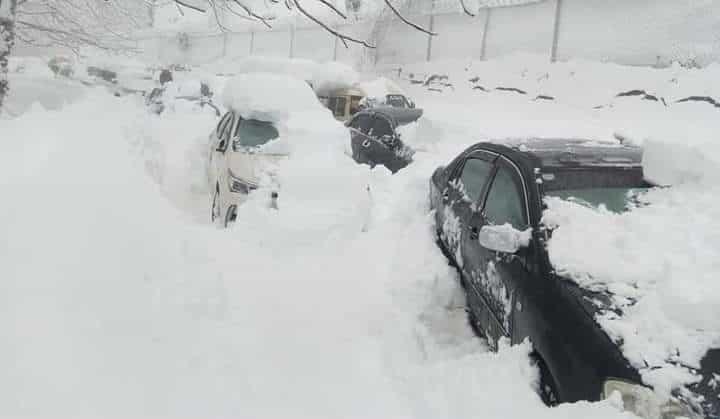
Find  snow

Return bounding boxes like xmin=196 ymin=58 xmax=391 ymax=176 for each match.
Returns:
xmin=0 ymin=91 xmax=632 ymax=419
xmin=221 ymin=72 xmax=323 ymax=122
xmin=543 ymin=187 xmax=720 ymax=397
xmin=214 ymin=56 xmax=359 ymax=96
xmin=2 ymin=52 xmax=720 ymax=418
xmin=359 ymin=76 xmax=404 ymax=100
xmin=391 ymin=55 xmax=720 ymax=404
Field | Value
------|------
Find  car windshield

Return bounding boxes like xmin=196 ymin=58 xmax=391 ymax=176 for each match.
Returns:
xmin=543 ymin=168 xmax=651 ymax=213
xmin=233 ymin=119 xmax=279 ymax=149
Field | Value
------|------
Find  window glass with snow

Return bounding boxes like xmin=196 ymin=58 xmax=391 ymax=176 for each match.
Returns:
xmin=386 ymin=95 xmax=407 ymax=108
xmin=458 ymin=158 xmax=494 ymax=203
xmin=349 ymin=114 xmax=370 ymax=132
xmin=233 ymin=119 xmax=279 ymax=150
xmin=369 ymin=117 xmax=394 ymax=140
xmin=542 ymin=169 xmax=649 ymax=213
xmin=483 ymin=165 xmax=526 ymax=230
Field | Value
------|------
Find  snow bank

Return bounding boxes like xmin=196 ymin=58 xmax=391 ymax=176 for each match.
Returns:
xmin=391 ymin=53 xmax=720 ymax=110
xmin=221 ymin=72 xmax=323 ymax=122
xmin=312 ymin=61 xmax=360 ymax=95
xmin=0 ymin=74 xmax=637 ymax=419
xmin=543 ymin=188 xmax=720 ymax=397
xmin=359 ymin=76 xmax=405 ymax=101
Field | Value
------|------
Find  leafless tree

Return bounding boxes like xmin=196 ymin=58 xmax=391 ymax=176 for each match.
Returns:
xmin=0 ymin=0 xmax=17 ymax=113
xmin=0 ymin=0 xmax=477 ymax=113
xmin=170 ymin=0 xmax=477 ymax=48
xmin=14 ymin=0 xmax=149 ymax=54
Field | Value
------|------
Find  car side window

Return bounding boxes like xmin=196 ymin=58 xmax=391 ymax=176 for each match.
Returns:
xmin=457 ymin=158 xmax=494 ymax=204
xmin=483 ymin=163 xmax=527 ymax=229
xmin=369 ymin=117 xmax=393 ymax=139
xmin=233 ymin=119 xmax=279 ymax=150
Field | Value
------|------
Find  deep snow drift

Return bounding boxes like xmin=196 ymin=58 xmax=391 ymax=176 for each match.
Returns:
xmin=2 ymin=55 xmax=719 ymax=418
xmin=0 ymin=92 xmax=632 ymax=419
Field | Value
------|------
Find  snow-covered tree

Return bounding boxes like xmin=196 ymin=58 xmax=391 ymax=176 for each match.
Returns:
xmin=14 ymin=0 xmax=150 ymax=53
xmin=0 ymin=0 xmax=16 ymax=113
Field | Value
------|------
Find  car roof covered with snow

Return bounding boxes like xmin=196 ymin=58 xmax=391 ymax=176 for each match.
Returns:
xmin=470 ymin=138 xmax=643 ymax=171
xmin=221 ymin=72 xmax=323 ymax=122
xmin=510 ymin=138 xmax=642 ymax=168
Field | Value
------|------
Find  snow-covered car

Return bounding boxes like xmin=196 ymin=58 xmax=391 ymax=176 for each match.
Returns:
xmin=207 ymin=73 xmax=335 ymax=227
xmin=146 ymin=80 xmax=220 ymax=116
xmin=430 ymin=139 xmax=718 ymax=418
xmin=347 ymin=107 xmax=422 ymax=173
xmin=47 ymin=56 xmax=74 ymax=78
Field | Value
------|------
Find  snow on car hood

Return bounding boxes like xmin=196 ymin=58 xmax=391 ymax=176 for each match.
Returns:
xmin=542 ymin=181 xmax=720 ymax=398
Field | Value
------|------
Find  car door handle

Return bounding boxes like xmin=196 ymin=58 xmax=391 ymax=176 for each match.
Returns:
xmin=469 ymin=225 xmax=479 ymax=240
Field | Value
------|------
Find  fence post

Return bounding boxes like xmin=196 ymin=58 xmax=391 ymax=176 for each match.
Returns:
xmin=479 ymin=7 xmax=491 ymax=60
xmin=550 ymin=0 xmax=563 ymax=62
xmin=249 ymin=31 xmax=255 ymax=56
xmin=222 ymin=32 xmax=228 ymax=58
xmin=289 ymin=24 xmax=296 ymax=58
xmin=426 ymin=13 xmax=435 ymax=62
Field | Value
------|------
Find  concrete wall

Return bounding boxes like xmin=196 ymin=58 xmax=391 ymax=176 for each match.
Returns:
xmin=140 ymin=0 xmax=720 ymax=67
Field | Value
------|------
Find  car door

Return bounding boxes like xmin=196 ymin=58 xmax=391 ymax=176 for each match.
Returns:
xmin=210 ymin=111 xmax=236 ymax=190
xmin=437 ymin=151 xmax=496 ymax=269
xmin=209 ymin=111 xmax=233 ymax=188
xmin=462 ymin=156 xmax=531 ymax=349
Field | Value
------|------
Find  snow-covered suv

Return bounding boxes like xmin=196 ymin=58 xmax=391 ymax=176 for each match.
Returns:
xmin=207 ymin=110 xmax=282 ymax=226
xmin=206 ymin=72 xmax=337 ymax=227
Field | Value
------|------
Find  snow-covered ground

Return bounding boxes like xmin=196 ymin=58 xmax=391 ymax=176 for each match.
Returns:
xmin=1 ymin=55 xmax=719 ymax=418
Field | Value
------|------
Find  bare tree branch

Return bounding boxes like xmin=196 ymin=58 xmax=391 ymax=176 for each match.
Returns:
xmin=174 ymin=0 xmax=205 ymax=13
xmin=459 ymin=0 xmax=476 ymax=16
xmin=230 ymin=0 xmax=272 ymax=28
xmin=291 ymin=0 xmax=373 ymax=48
xmin=382 ymin=0 xmax=436 ymax=36
xmin=315 ymin=0 xmax=346 ymax=19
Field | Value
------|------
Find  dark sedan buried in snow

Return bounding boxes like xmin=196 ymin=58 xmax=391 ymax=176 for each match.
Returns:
xmin=429 ymin=139 xmax=718 ymax=418
xmin=347 ymin=107 xmax=422 ymax=174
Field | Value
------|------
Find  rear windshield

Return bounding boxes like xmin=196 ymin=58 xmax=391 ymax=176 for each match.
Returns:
xmin=386 ymin=94 xmax=407 ymax=107
xmin=542 ymin=168 xmax=651 ymax=213
xmin=233 ymin=119 xmax=279 ymax=149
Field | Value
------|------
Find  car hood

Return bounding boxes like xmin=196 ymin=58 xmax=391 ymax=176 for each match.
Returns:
xmin=563 ymin=278 xmax=720 ymax=416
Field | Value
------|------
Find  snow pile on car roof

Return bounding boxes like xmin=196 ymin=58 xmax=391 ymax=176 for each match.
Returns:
xmin=222 ymin=72 xmax=323 ymax=122
xmin=543 ymin=181 xmax=720 ymax=397
xmin=359 ymin=77 xmax=405 ymax=101
xmin=217 ymin=56 xmax=359 ymax=96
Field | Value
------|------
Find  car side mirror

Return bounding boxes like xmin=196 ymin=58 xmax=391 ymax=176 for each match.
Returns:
xmin=478 ymin=224 xmax=530 ymax=254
